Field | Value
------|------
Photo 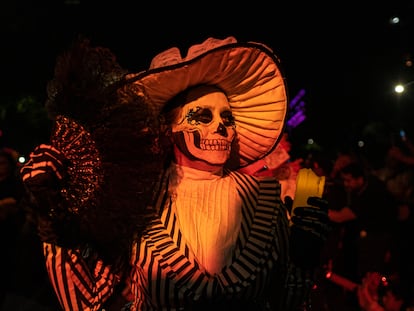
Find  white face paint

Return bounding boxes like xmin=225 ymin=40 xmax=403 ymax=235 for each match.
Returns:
xmin=171 ymin=90 xmax=236 ymax=166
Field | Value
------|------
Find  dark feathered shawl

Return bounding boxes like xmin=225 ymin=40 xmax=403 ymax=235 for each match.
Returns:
xmin=44 ymin=37 xmax=171 ymax=267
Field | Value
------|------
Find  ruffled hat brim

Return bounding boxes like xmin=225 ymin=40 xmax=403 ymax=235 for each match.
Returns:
xmin=128 ymin=37 xmax=288 ymax=168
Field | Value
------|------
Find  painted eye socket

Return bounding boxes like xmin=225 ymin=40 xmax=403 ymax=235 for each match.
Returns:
xmin=221 ymin=111 xmax=235 ymax=127
xmin=190 ymin=108 xmax=213 ymax=124
xmin=187 ymin=107 xmax=235 ymax=126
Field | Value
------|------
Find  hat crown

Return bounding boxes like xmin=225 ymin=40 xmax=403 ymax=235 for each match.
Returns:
xmin=149 ymin=37 xmax=237 ymax=69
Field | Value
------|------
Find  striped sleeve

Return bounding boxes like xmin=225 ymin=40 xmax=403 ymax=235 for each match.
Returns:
xmin=247 ymin=174 xmax=313 ymax=310
xmin=43 ymin=243 xmax=120 ymax=311
xmin=271 ymin=204 xmax=314 ymax=311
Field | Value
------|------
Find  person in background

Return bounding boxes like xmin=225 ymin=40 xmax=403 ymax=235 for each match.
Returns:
xmin=357 ymin=271 xmax=414 ymax=311
xmin=327 ymin=160 xmax=399 ymax=309
xmin=313 ymin=151 xmax=357 ymax=311
xmin=321 ymin=151 xmax=358 ymax=274
xmin=0 ymin=147 xmax=23 ymax=220
xmin=388 ymin=130 xmax=414 ymax=166
xmin=323 ymin=270 xmax=414 ymax=311
xmin=0 ymin=147 xmax=25 ymax=306
xmin=379 ymin=132 xmax=414 ymax=303
xmin=20 ymin=36 xmax=330 ymax=310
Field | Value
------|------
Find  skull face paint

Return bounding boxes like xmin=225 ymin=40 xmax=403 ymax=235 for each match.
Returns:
xmin=171 ymin=89 xmax=236 ymax=166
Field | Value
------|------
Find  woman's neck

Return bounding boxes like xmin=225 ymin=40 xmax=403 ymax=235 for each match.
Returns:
xmin=173 ymin=146 xmax=224 ymax=174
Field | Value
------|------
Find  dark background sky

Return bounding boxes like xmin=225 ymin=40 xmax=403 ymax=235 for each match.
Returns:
xmin=2 ymin=0 xmax=414 ymax=157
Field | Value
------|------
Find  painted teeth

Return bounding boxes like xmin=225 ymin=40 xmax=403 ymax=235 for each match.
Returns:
xmin=200 ymin=139 xmax=230 ymax=150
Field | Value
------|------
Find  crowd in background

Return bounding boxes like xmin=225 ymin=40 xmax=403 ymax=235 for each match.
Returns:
xmin=240 ymin=125 xmax=414 ymax=310
xmin=0 ymin=125 xmax=413 ymax=311
xmin=304 ymin=130 xmax=414 ymax=311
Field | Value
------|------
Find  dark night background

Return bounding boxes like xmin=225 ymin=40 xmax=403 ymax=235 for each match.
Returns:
xmin=2 ymin=0 xmax=414 ymax=159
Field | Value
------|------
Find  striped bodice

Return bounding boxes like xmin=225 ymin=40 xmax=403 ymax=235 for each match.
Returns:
xmin=129 ymin=170 xmax=290 ymax=310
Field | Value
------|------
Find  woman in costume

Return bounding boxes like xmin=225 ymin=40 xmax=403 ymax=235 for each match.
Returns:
xmin=21 ymin=36 xmax=330 ymax=310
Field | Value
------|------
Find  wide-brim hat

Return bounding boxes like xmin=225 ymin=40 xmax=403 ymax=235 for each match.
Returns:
xmin=129 ymin=36 xmax=288 ymax=168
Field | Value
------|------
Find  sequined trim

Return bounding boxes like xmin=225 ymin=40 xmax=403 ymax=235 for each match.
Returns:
xmin=51 ymin=115 xmax=103 ymax=214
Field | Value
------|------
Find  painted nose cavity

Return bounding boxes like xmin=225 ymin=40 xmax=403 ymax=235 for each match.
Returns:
xmin=216 ymin=123 xmax=228 ymax=137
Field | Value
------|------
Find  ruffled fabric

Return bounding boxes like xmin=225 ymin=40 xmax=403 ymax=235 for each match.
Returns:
xmin=130 ymin=170 xmax=286 ymax=310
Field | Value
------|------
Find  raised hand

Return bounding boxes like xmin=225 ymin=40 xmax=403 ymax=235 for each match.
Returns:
xmin=20 ymin=143 xmax=68 ymax=217
xmin=286 ymin=196 xmax=331 ymax=269
xmin=21 ymin=144 xmax=67 ymax=190
xmin=20 ymin=144 xmax=78 ymax=245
